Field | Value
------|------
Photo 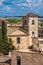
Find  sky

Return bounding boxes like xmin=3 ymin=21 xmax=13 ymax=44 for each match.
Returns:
xmin=0 ymin=0 xmax=43 ymax=16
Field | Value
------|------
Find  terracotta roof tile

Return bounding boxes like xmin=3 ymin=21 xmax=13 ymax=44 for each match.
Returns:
xmin=22 ymin=13 xmax=38 ymax=17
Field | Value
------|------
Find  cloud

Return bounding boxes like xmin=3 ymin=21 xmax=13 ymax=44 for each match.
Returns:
xmin=0 ymin=0 xmax=43 ymax=16
xmin=3 ymin=5 xmax=15 ymax=12
xmin=22 ymin=3 xmax=28 ymax=6
xmin=17 ymin=0 xmax=43 ymax=8
xmin=28 ymin=3 xmax=32 ymax=7
xmin=17 ymin=3 xmax=28 ymax=6
xmin=0 ymin=0 xmax=4 ymax=6
xmin=26 ymin=0 xmax=42 ymax=3
xmin=16 ymin=0 xmax=43 ymax=14
xmin=26 ymin=0 xmax=32 ymax=2
xmin=26 ymin=0 xmax=43 ymax=6
xmin=38 ymin=0 xmax=42 ymax=4
xmin=26 ymin=0 xmax=43 ymax=10
xmin=17 ymin=4 xmax=21 ymax=6
xmin=4 ymin=6 xmax=10 ymax=11
xmin=20 ymin=7 xmax=25 ymax=9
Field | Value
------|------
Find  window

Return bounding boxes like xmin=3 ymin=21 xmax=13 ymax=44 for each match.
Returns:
xmin=39 ymin=35 xmax=40 ymax=37
xmin=41 ymin=31 xmax=43 ymax=34
xmin=32 ymin=31 xmax=34 ymax=35
xmin=37 ymin=43 xmax=39 ymax=47
xmin=25 ymin=20 xmax=26 ymax=25
xmin=17 ymin=56 xmax=21 ymax=65
xmin=17 ymin=38 xmax=20 ymax=43
xmin=32 ymin=20 xmax=34 ymax=24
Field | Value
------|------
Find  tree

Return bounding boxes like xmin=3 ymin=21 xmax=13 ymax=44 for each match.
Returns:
xmin=8 ymin=38 xmax=16 ymax=51
xmin=2 ymin=21 xmax=8 ymax=43
xmin=40 ymin=23 xmax=43 ymax=27
xmin=8 ymin=19 xmax=21 ymax=26
xmin=1 ymin=21 xmax=16 ymax=55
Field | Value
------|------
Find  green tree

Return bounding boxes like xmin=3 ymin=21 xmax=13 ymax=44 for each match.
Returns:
xmin=1 ymin=21 xmax=8 ymax=54
xmin=8 ymin=18 xmax=21 ymax=26
xmin=40 ymin=23 xmax=43 ymax=27
xmin=1 ymin=21 xmax=16 ymax=55
xmin=8 ymin=38 xmax=16 ymax=51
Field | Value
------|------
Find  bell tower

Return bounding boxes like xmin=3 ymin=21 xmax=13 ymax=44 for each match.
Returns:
xmin=22 ymin=13 xmax=38 ymax=46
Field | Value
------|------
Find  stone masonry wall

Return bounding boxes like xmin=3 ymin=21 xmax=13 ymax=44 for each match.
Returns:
xmin=11 ymin=51 xmax=43 ymax=65
xmin=0 ymin=63 xmax=10 ymax=65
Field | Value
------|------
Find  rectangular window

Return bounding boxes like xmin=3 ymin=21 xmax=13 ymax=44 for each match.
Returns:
xmin=25 ymin=20 xmax=26 ymax=25
xmin=32 ymin=20 xmax=34 ymax=24
xmin=41 ymin=31 xmax=43 ymax=34
xmin=17 ymin=38 xmax=20 ymax=43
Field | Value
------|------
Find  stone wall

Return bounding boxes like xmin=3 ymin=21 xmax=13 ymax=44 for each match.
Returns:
xmin=32 ymin=37 xmax=39 ymax=51
xmin=0 ymin=63 xmax=10 ymax=65
xmin=32 ymin=37 xmax=43 ymax=51
xmin=9 ymin=36 xmax=28 ymax=50
xmin=11 ymin=50 xmax=43 ymax=65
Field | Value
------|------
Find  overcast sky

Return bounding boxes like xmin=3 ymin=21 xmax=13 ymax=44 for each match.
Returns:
xmin=0 ymin=0 xmax=43 ymax=16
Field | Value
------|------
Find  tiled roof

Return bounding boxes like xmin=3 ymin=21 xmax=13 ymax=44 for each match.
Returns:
xmin=8 ymin=27 xmax=28 ymax=37
xmin=22 ymin=13 xmax=38 ymax=17
xmin=0 ymin=18 xmax=6 ymax=21
xmin=0 ymin=55 xmax=11 ymax=63
xmin=18 ymin=28 xmax=28 ymax=34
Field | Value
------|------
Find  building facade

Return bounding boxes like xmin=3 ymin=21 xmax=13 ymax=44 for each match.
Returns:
xmin=7 ymin=13 xmax=43 ymax=51
xmin=0 ymin=13 xmax=43 ymax=65
xmin=0 ymin=13 xmax=43 ymax=51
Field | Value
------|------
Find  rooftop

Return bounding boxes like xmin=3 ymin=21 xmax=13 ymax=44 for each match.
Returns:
xmin=22 ymin=13 xmax=38 ymax=17
xmin=0 ymin=55 xmax=11 ymax=63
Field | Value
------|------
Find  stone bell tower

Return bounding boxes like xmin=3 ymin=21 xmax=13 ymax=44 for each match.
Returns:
xmin=22 ymin=13 xmax=38 ymax=46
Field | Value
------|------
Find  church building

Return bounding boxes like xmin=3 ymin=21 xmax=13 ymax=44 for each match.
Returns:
xmin=0 ymin=13 xmax=43 ymax=65
xmin=7 ymin=13 xmax=43 ymax=51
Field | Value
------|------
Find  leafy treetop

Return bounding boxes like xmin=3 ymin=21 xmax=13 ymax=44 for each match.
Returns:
xmin=8 ymin=19 xmax=21 ymax=23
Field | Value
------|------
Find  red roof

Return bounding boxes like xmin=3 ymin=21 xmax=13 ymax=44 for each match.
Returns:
xmin=22 ymin=13 xmax=38 ymax=17
xmin=0 ymin=18 xmax=6 ymax=21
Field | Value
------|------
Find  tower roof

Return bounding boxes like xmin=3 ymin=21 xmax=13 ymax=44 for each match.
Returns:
xmin=22 ymin=13 xmax=38 ymax=17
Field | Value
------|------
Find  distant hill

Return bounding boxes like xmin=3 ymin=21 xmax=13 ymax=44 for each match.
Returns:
xmin=38 ymin=15 xmax=43 ymax=18
xmin=0 ymin=16 xmax=43 ymax=22
xmin=0 ymin=16 xmax=22 ymax=18
xmin=38 ymin=16 xmax=43 ymax=22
